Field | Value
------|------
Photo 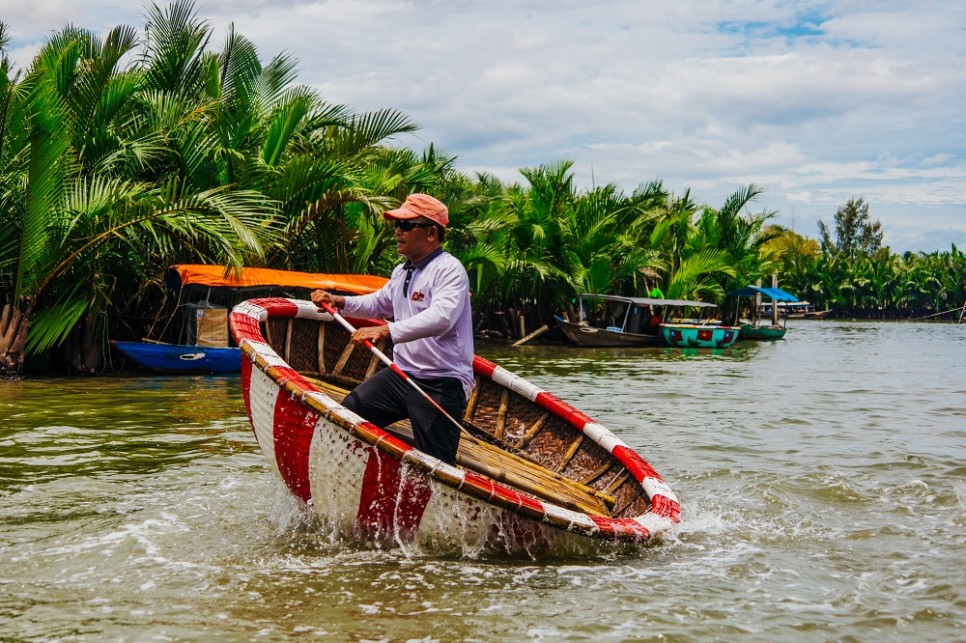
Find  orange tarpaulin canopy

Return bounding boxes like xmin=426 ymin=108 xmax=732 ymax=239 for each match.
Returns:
xmin=165 ymin=264 xmax=387 ymax=295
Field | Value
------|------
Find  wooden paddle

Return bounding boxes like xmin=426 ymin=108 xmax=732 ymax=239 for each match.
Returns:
xmin=318 ymin=301 xmax=473 ymax=438
xmin=317 ymin=302 xmax=615 ymax=515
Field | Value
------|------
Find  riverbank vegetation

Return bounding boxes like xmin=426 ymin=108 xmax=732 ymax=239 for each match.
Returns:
xmin=1 ymin=1 xmax=964 ymax=376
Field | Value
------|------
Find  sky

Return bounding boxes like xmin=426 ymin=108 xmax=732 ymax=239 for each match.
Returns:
xmin=4 ymin=1 xmax=966 ymax=253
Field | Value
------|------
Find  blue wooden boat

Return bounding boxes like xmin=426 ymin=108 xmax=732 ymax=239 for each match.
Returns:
xmin=110 ymin=340 xmax=241 ymax=373
xmin=112 ymin=265 xmax=386 ymax=374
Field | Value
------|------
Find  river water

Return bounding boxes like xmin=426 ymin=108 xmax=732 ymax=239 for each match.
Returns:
xmin=1 ymin=321 xmax=964 ymax=641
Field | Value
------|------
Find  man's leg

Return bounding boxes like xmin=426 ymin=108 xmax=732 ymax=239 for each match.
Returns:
xmin=342 ymin=368 xmax=410 ymax=428
xmin=406 ymin=377 xmax=465 ymax=466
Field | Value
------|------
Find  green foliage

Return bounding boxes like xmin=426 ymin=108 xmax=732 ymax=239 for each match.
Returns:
xmin=2 ymin=2 xmax=963 ymax=377
xmin=818 ymin=197 xmax=883 ymax=258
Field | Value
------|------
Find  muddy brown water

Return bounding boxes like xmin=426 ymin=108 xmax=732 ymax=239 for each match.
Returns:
xmin=2 ymin=320 xmax=964 ymax=641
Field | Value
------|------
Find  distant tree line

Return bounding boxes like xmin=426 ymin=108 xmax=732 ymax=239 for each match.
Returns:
xmin=769 ymin=198 xmax=965 ymax=321
xmin=1 ymin=1 xmax=963 ymax=376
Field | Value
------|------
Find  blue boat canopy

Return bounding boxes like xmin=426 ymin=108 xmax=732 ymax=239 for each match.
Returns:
xmin=727 ymin=286 xmax=799 ymax=302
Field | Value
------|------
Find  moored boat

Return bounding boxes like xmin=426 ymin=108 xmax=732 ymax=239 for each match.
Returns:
xmin=727 ymin=285 xmax=799 ymax=341
xmin=660 ymin=323 xmax=740 ymax=348
xmin=761 ymin=300 xmax=831 ymax=320
xmin=111 ymin=265 xmax=386 ymax=374
xmin=659 ymin=300 xmax=740 ymax=348
xmin=229 ymin=297 xmax=681 ymax=553
xmin=110 ymin=339 xmax=241 ymax=373
xmin=555 ymin=294 xmax=670 ymax=347
xmin=738 ymin=323 xmax=786 ymax=341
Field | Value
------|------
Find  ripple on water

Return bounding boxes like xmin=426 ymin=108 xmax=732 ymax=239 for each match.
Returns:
xmin=2 ymin=324 xmax=965 ymax=640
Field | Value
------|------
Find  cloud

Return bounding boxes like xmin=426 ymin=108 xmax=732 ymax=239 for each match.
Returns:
xmin=3 ymin=0 xmax=965 ymax=253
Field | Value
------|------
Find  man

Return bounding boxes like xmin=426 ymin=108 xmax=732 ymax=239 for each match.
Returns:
xmin=310 ymin=193 xmax=474 ymax=466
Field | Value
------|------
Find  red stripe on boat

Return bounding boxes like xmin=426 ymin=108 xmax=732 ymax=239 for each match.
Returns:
xmin=272 ymin=365 xmax=314 ymax=392
xmin=463 ymin=471 xmax=497 ymax=498
xmin=535 ymin=393 xmax=567 ymax=418
xmin=230 ymin=312 xmax=262 ymax=341
xmin=589 ymin=515 xmax=651 ymax=540
xmin=355 ymin=449 xmax=432 ymax=542
xmin=462 ymin=472 xmax=545 ymax=515
xmin=490 ymin=483 xmax=542 ymax=512
xmin=649 ymin=494 xmax=681 ymax=520
xmin=373 ymin=431 xmax=415 ymax=454
xmin=534 ymin=393 xmax=594 ymax=430
xmin=262 ymin=298 xmax=301 ymax=317
xmin=515 ymin=492 xmax=545 ymax=514
xmin=473 ymin=356 xmax=498 ymax=378
xmin=612 ymin=445 xmax=660 ymax=483
xmin=272 ymin=391 xmax=318 ymax=501
xmin=567 ymin=409 xmax=595 ymax=430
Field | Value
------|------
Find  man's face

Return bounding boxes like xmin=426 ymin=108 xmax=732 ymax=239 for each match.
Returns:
xmin=393 ymin=218 xmax=438 ymax=261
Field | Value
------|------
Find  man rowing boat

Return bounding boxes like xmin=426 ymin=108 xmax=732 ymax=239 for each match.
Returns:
xmin=310 ymin=193 xmax=474 ymax=465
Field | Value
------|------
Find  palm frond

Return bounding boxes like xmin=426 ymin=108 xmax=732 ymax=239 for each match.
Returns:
xmin=261 ymin=90 xmax=314 ymax=166
xmin=141 ymin=0 xmax=212 ymax=97
xmin=328 ymin=108 xmax=419 ymax=158
xmin=23 ymin=294 xmax=88 ymax=354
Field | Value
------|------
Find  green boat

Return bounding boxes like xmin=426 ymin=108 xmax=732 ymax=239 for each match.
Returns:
xmin=658 ymin=300 xmax=740 ymax=348
xmin=660 ymin=322 xmax=741 ymax=348
xmin=727 ymin=285 xmax=800 ymax=341
xmin=738 ymin=321 xmax=787 ymax=341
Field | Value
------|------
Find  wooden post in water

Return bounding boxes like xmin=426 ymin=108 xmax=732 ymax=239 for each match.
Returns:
xmin=751 ymin=278 xmax=761 ymax=324
xmin=771 ymin=273 xmax=779 ymax=325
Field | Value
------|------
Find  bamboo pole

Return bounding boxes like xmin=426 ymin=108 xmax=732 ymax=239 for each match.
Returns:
xmin=911 ymin=306 xmax=966 ymax=321
xmin=512 ymin=324 xmax=549 ymax=347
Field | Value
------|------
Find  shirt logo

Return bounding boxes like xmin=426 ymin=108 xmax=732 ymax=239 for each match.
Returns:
xmin=411 ymin=290 xmax=425 ymax=301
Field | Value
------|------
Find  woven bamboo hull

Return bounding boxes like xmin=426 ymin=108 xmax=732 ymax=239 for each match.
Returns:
xmin=230 ymin=298 xmax=680 ymax=552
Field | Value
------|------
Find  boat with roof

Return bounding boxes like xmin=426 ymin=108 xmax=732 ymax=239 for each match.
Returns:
xmin=111 ymin=264 xmax=385 ymax=373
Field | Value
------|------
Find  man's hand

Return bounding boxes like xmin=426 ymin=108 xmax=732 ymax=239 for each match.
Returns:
xmin=350 ymin=324 xmax=390 ymax=346
xmin=311 ymin=289 xmax=345 ymax=309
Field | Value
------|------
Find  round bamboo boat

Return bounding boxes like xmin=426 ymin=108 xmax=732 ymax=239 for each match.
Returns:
xmin=229 ymin=297 xmax=680 ymax=553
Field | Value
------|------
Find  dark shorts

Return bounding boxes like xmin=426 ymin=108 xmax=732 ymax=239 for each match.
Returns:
xmin=342 ymin=367 xmax=466 ymax=465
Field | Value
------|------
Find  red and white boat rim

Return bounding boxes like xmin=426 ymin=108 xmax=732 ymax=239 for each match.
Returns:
xmin=229 ymin=297 xmax=681 ymax=542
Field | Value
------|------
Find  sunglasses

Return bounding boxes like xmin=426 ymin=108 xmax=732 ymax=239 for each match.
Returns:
xmin=395 ymin=220 xmax=436 ymax=232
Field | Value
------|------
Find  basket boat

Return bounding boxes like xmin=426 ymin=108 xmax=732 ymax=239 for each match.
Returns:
xmin=230 ymin=297 xmax=680 ymax=552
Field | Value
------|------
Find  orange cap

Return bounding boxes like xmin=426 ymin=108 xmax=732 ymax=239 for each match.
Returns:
xmin=383 ymin=193 xmax=449 ymax=228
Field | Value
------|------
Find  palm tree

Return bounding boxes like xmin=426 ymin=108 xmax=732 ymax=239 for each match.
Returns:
xmin=0 ymin=11 xmax=283 ymax=376
xmin=707 ymin=184 xmax=779 ymax=288
xmin=445 ymin=172 xmax=515 ymax=301
xmin=0 ymin=21 xmax=30 ymax=372
xmin=494 ymin=162 xmax=573 ymax=317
